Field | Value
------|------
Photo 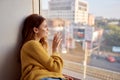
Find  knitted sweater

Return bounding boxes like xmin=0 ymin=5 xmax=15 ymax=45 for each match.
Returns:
xmin=20 ymin=40 xmax=64 ymax=80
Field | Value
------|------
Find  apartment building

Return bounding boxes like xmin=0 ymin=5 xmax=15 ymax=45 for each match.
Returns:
xmin=42 ymin=0 xmax=88 ymax=24
xmin=88 ymin=13 xmax=95 ymax=26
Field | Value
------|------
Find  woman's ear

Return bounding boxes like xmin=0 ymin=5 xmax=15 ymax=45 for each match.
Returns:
xmin=33 ymin=27 xmax=39 ymax=33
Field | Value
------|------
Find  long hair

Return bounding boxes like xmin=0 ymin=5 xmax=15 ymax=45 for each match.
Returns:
xmin=22 ymin=14 xmax=48 ymax=47
xmin=18 ymin=14 xmax=48 ymax=62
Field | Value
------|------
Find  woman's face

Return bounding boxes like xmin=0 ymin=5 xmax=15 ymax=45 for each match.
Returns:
xmin=34 ymin=20 xmax=48 ymax=39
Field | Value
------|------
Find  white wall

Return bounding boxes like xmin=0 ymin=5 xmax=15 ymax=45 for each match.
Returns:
xmin=0 ymin=0 xmax=34 ymax=80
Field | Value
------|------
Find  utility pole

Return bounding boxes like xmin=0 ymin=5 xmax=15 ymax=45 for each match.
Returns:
xmin=83 ymin=42 xmax=88 ymax=80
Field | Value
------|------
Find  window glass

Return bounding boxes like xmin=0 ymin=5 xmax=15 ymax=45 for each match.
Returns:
xmin=40 ymin=0 xmax=120 ymax=79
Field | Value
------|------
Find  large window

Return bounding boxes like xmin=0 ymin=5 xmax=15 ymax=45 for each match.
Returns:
xmin=40 ymin=0 xmax=120 ymax=79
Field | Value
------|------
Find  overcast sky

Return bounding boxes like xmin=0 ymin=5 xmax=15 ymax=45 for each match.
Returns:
xmin=41 ymin=0 xmax=120 ymax=19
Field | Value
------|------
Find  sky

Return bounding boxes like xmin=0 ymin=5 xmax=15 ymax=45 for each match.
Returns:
xmin=41 ymin=0 xmax=120 ymax=19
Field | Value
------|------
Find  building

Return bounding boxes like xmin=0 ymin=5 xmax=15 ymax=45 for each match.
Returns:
xmin=108 ymin=21 xmax=119 ymax=25
xmin=47 ymin=18 xmax=70 ymax=27
xmin=88 ymin=13 xmax=95 ymax=26
xmin=42 ymin=0 xmax=88 ymax=24
xmin=41 ymin=10 xmax=49 ymax=18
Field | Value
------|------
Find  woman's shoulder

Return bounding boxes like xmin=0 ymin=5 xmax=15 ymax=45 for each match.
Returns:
xmin=22 ymin=40 xmax=41 ymax=48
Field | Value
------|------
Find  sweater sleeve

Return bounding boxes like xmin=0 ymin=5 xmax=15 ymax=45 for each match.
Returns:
xmin=21 ymin=40 xmax=63 ymax=73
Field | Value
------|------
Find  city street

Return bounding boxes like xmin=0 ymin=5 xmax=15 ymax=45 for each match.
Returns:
xmin=89 ymin=54 xmax=120 ymax=72
xmin=61 ymin=51 xmax=120 ymax=79
xmin=61 ymin=41 xmax=120 ymax=73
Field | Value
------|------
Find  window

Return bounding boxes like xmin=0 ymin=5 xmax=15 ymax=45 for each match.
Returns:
xmin=40 ymin=0 xmax=120 ymax=80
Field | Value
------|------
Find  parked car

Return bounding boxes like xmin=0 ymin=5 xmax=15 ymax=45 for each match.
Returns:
xmin=106 ymin=56 xmax=116 ymax=62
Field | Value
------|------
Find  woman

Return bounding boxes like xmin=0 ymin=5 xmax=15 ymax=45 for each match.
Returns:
xmin=20 ymin=14 xmax=64 ymax=80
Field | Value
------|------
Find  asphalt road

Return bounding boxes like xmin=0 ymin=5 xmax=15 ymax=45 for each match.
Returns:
xmin=88 ymin=54 xmax=120 ymax=72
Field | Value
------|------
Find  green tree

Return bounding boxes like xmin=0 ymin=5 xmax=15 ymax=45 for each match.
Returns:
xmin=104 ymin=25 xmax=120 ymax=47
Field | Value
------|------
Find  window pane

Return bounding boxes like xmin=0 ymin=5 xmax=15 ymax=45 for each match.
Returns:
xmin=40 ymin=0 xmax=120 ymax=80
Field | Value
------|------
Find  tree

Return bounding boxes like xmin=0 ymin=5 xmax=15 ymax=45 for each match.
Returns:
xmin=104 ymin=25 xmax=120 ymax=47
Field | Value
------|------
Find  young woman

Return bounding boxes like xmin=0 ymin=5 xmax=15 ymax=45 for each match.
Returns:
xmin=20 ymin=14 xmax=64 ymax=80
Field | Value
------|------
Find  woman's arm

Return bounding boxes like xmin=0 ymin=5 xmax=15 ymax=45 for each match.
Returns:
xmin=21 ymin=40 xmax=63 ymax=73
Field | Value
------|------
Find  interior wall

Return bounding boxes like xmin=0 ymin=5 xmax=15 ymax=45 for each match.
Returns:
xmin=0 ymin=0 xmax=35 ymax=80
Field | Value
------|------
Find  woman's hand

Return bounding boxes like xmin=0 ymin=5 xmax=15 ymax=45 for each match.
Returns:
xmin=52 ymin=32 xmax=62 ymax=53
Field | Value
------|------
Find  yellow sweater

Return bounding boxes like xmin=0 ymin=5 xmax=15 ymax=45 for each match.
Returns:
xmin=20 ymin=40 xmax=64 ymax=80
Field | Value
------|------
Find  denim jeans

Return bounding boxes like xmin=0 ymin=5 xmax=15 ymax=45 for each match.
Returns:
xmin=41 ymin=78 xmax=64 ymax=80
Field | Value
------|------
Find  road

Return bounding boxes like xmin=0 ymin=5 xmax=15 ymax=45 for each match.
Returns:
xmin=88 ymin=54 xmax=120 ymax=72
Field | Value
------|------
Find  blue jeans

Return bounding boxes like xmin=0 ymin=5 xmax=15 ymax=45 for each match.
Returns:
xmin=41 ymin=78 xmax=64 ymax=80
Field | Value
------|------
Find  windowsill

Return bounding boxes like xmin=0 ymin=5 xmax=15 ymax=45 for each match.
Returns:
xmin=62 ymin=68 xmax=81 ymax=80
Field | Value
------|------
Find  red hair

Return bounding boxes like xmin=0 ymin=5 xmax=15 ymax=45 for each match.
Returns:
xmin=20 ymin=14 xmax=48 ymax=51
